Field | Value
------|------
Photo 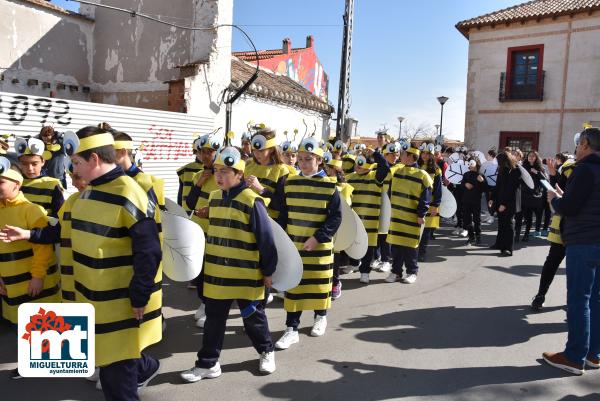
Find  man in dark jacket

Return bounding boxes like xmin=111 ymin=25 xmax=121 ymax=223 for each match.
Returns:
xmin=543 ymin=127 xmax=600 ymax=375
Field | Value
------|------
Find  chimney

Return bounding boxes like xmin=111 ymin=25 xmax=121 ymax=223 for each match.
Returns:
xmin=306 ymin=35 xmax=314 ymax=48
xmin=282 ymin=38 xmax=292 ymax=54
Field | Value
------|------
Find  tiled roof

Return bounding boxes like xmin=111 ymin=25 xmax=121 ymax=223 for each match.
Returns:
xmin=230 ymin=57 xmax=332 ymax=114
xmin=233 ymin=48 xmax=304 ymax=62
xmin=456 ymin=0 xmax=600 ymax=37
xmin=17 ymin=0 xmax=94 ymax=21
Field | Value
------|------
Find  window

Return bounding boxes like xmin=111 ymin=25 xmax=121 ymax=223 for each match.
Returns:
xmin=499 ymin=131 xmax=539 ymax=152
xmin=503 ymin=44 xmax=544 ymax=101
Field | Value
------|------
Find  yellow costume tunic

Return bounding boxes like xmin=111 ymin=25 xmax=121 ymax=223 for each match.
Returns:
xmin=0 ymin=193 xmax=59 ymax=323
xmin=71 ymin=174 xmax=162 ymax=367
xmin=189 ymin=169 xmax=219 ymax=233
xmin=387 ymin=165 xmax=433 ymax=248
xmin=177 ymin=160 xmax=203 ymax=212
xmin=22 ymin=176 xmax=63 ymax=215
xmin=346 ymin=171 xmax=382 ymax=247
xmin=57 ymin=192 xmax=80 ymax=302
xmin=548 ymin=161 xmax=576 ymax=245
xmin=244 ymin=162 xmax=289 ymax=219
xmin=283 ymin=175 xmax=337 ymax=312
xmin=424 ymin=167 xmax=442 ymax=229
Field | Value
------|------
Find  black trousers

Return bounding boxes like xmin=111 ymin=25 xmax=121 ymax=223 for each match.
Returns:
xmin=537 ymin=242 xmax=566 ymax=296
xmin=286 ymin=310 xmax=326 ymax=330
xmin=194 ymin=266 xmax=205 ymax=302
xmin=378 ymin=234 xmax=392 ymax=262
xmin=99 ymin=353 xmax=159 ymax=401
xmin=418 ymin=228 xmax=434 ymax=255
xmin=523 ymin=205 xmax=543 ymax=235
xmin=496 ymin=210 xmax=515 ymax=252
xmin=514 ymin=211 xmax=524 ymax=238
xmin=452 ymin=186 xmax=464 ymax=227
xmin=196 ymin=297 xmax=273 ymax=368
xmin=463 ymin=202 xmax=481 ymax=239
xmin=542 ymin=201 xmax=551 ymax=230
xmin=391 ymin=245 xmax=419 ymax=275
xmin=333 ymin=252 xmax=349 ymax=285
xmin=359 ymin=246 xmax=376 ymax=273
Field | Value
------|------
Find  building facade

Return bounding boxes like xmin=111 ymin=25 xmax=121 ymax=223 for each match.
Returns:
xmin=456 ymin=0 xmax=600 ymax=156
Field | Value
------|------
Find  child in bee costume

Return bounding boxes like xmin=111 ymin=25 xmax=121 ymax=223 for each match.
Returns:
xmin=38 ymin=125 xmax=68 ymax=188
xmin=180 ymin=147 xmax=278 ymax=382
xmin=176 ymin=136 xmax=204 ymax=212
xmin=380 ymin=143 xmax=433 ymax=284
xmin=64 ymin=126 xmax=162 ymax=401
xmin=281 ymin=138 xmax=300 ymax=176
xmin=274 ymin=138 xmax=342 ymax=349
xmin=323 ymin=151 xmax=353 ymax=299
xmin=15 ymin=136 xmax=64 ymax=217
xmin=0 ymin=157 xmax=60 ymax=324
xmin=184 ymin=134 xmax=221 ymax=327
xmin=417 ymin=143 xmax=443 ymax=262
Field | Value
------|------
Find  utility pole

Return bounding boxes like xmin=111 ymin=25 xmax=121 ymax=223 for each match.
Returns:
xmin=336 ymin=0 xmax=354 ymax=140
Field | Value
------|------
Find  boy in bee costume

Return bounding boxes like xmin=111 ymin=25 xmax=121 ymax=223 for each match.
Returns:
xmin=15 ymin=136 xmax=64 ymax=217
xmin=417 ymin=143 xmax=442 ymax=262
xmin=382 ymin=143 xmax=433 ymax=284
xmin=66 ymin=126 xmax=161 ymax=400
xmin=281 ymin=136 xmax=300 ymax=176
xmin=180 ymin=147 xmax=277 ymax=382
xmin=274 ymin=138 xmax=342 ymax=349
xmin=177 ymin=136 xmax=204 ymax=212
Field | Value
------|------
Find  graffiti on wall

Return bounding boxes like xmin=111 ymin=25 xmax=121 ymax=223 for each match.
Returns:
xmin=140 ymin=125 xmax=193 ymax=161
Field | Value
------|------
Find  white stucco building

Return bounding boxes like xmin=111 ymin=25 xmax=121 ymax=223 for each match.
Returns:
xmin=456 ymin=0 xmax=600 ymax=156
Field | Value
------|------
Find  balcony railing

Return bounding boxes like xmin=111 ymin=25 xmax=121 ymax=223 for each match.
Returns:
xmin=499 ymin=70 xmax=545 ymax=102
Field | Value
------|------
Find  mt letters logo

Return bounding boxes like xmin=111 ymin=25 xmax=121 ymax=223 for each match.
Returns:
xmin=18 ymin=303 xmax=95 ymax=377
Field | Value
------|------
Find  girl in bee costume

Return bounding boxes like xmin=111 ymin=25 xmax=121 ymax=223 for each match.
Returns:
xmin=180 ymin=147 xmax=278 ymax=382
xmin=244 ymin=127 xmax=290 ymax=219
xmin=177 ymin=136 xmax=204 ymax=212
xmin=417 ymin=143 xmax=442 ymax=262
xmin=65 ymin=126 xmax=162 ymax=400
xmin=274 ymin=138 xmax=342 ymax=349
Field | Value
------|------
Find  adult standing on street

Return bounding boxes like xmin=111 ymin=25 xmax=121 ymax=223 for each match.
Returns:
xmin=489 ymin=151 xmax=520 ymax=256
xmin=543 ymin=127 xmax=600 ymax=375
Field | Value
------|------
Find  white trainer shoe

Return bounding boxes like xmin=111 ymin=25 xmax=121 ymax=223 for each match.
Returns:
xmin=275 ymin=327 xmax=299 ymax=349
xmin=459 ymin=229 xmax=469 ymax=238
xmin=369 ymin=259 xmax=382 ymax=269
xmin=310 ymin=315 xmax=327 ymax=337
xmin=359 ymin=273 xmax=370 ymax=284
xmin=402 ymin=274 xmax=418 ymax=284
xmin=266 ymin=293 xmax=274 ymax=304
xmin=259 ymin=351 xmax=276 ymax=374
xmin=378 ymin=261 xmax=392 ymax=272
xmin=385 ymin=273 xmax=399 ymax=283
xmin=194 ymin=303 xmax=206 ymax=320
xmin=180 ymin=362 xmax=222 ymax=383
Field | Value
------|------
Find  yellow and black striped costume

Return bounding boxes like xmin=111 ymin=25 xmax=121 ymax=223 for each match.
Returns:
xmin=189 ymin=169 xmax=219 ymax=232
xmin=283 ymin=175 xmax=337 ymax=312
xmin=0 ymin=193 xmax=59 ymax=323
xmin=57 ymin=192 xmax=80 ymax=302
xmin=177 ymin=161 xmax=203 ymax=212
xmin=22 ymin=176 xmax=63 ymax=215
xmin=387 ymin=165 xmax=433 ymax=248
xmin=346 ymin=171 xmax=382 ymax=246
xmin=424 ymin=167 xmax=442 ymax=229
xmin=548 ymin=161 xmax=576 ymax=245
xmin=244 ymin=162 xmax=289 ymax=219
xmin=71 ymin=175 xmax=162 ymax=367
xmin=203 ymin=189 xmax=266 ymax=300
xmin=342 ymin=154 xmax=356 ymax=175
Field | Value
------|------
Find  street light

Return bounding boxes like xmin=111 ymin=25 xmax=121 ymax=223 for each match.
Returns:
xmin=436 ymin=96 xmax=449 ymax=143
xmin=397 ymin=116 xmax=404 ymax=140
xmin=434 ymin=124 xmax=440 ymax=135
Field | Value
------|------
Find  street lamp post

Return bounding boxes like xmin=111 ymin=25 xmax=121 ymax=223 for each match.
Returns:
xmin=397 ymin=116 xmax=404 ymax=140
xmin=434 ymin=124 xmax=440 ymax=136
xmin=436 ymin=96 xmax=449 ymax=143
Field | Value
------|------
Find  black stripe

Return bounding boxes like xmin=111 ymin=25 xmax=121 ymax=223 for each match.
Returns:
xmin=73 ymin=251 xmax=132 ymax=269
xmin=183 ymin=182 xmax=193 ymax=187
xmin=79 ymin=190 xmax=149 ymax=221
xmin=62 ymin=212 xmax=72 ymax=221
xmin=21 ymin=186 xmax=54 ymax=196
xmin=61 ymin=265 xmax=73 ymax=275
xmin=75 ymin=281 xmax=162 ymax=302
xmin=204 ymin=275 xmax=264 ymax=288
xmin=0 ymin=249 xmax=33 ymax=262
xmin=61 ymin=238 xmax=72 ymax=248
xmin=303 ymin=263 xmax=332 ymax=271
xmin=286 ymin=179 xmax=336 ymax=189
xmin=351 ymin=202 xmax=381 ymax=209
xmin=207 ymin=236 xmax=258 ymax=251
xmin=35 ymin=202 xmax=53 ymax=210
xmin=288 ymin=219 xmax=323 ymax=229
xmin=284 ymin=292 xmax=331 ymax=300
xmin=199 ymin=191 xmax=210 ymax=200
xmin=2 ymin=271 xmax=32 ymax=285
xmin=365 ymin=228 xmax=379 ymax=233
xmin=289 ymin=235 xmax=310 ymax=243
xmin=393 ymin=174 xmax=425 ymax=185
xmin=550 ymin=228 xmax=560 ymax=234
xmin=2 ymin=285 xmax=60 ymax=305
xmin=209 ymin=218 xmax=251 ymax=232
xmin=62 ymin=290 xmax=75 ymax=301
xmin=209 ymin=199 xmax=253 ymax=216
xmin=258 ymin=177 xmax=277 ymax=189
xmin=388 ymin=230 xmax=421 ymax=240
xmin=356 ymin=214 xmax=379 ymax=221
xmin=287 ymin=205 xmax=328 ymax=215
xmin=391 ymin=191 xmax=421 ymax=201
xmin=47 ymin=264 xmax=58 ymax=275
xmin=72 ymin=219 xmax=130 ymax=238
xmin=352 ymin=190 xmax=382 ymax=197
xmin=390 ymin=217 xmax=421 ymax=227
xmin=299 ymin=277 xmax=331 ymax=286
xmin=95 ymin=308 xmax=162 ymax=335
xmin=205 ymin=254 xmax=259 ymax=269
xmin=299 ymin=249 xmax=332 ymax=258
xmin=391 ymin=204 xmax=418 ymax=214
xmin=286 ymin=192 xmax=333 ymax=201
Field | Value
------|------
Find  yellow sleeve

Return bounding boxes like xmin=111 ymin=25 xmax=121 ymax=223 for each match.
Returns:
xmin=29 ymin=215 xmax=54 ymax=279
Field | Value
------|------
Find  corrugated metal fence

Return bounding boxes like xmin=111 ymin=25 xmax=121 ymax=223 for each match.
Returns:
xmin=0 ymin=91 xmax=212 ymax=200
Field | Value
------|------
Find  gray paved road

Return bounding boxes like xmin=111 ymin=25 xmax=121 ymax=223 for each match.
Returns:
xmin=2 ymin=223 xmax=598 ymax=400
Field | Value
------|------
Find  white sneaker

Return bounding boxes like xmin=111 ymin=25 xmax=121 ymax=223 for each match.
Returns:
xmin=259 ymin=351 xmax=276 ymax=374
xmin=402 ymin=274 xmax=417 ymax=284
xmin=195 ymin=315 xmax=206 ymax=328
xmin=180 ymin=362 xmax=222 ymax=383
xmin=369 ymin=259 xmax=382 ymax=269
xmin=359 ymin=273 xmax=370 ymax=284
xmin=310 ymin=315 xmax=327 ymax=337
xmin=266 ymin=293 xmax=274 ymax=304
xmin=86 ymin=368 xmax=99 ymax=382
xmin=459 ymin=229 xmax=468 ymax=238
xmin=385 ymin=273 xmax=399 ymax=283
xmin=194 ymin=303 xmax=206 ymax=320
xmin=378 ymin=261 xmax=392 ymax=272
xmin=275 ymin=327 xmax=299 ymax=349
